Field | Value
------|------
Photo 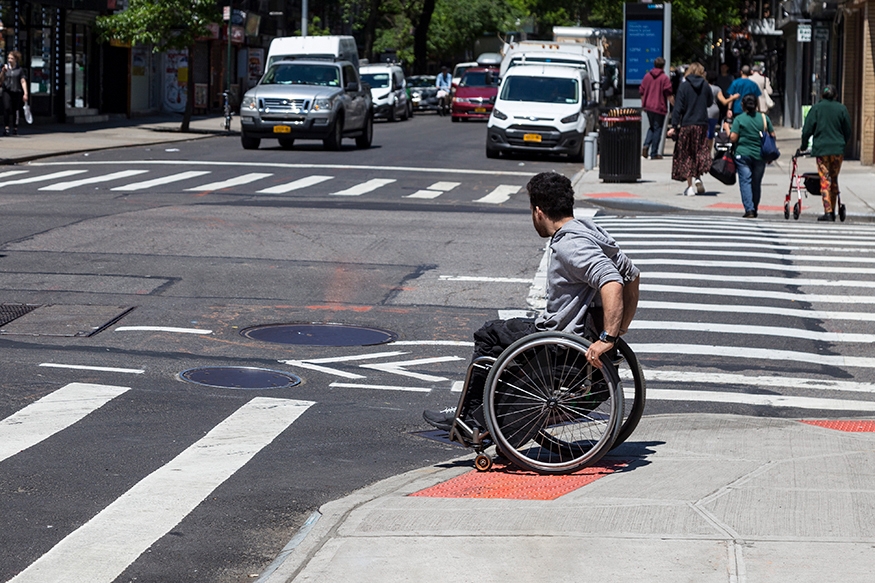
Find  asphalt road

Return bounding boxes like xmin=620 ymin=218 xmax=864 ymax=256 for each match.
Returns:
xmin=2 ymin=113 xmax=875 ymax=583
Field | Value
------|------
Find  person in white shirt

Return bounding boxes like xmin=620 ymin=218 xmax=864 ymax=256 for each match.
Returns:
xmin=750 ymin=65 xmax=774 ymax=113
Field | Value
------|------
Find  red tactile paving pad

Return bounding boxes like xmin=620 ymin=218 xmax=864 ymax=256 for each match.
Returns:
xmin=410 ymin=460 xmax=627 ymax=500
xmin=800 ymin=420 xmax=875 ymax=432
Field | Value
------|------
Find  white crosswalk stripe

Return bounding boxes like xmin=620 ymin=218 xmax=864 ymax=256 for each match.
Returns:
xmin=185 ymin=172 xmax=273 ymax=191
xmin=256 ymin=174 xmax=334 ymax=194
xmin=110 ymin=170 xmax=212 ymax=191
xmin=406 ymin=181 xmax=461 ymax=199
xmin=332 ymin=178 xmax=396 ymax=196
xmin=474 ymin=184 xmax=520 ymax=204
xmin=0 ymin=170 xmax=86 ymax=188
xmin=6 ymin=396 xmax=314 ymax=583
xmin=39 ymin=170 xmax=149 ymax=191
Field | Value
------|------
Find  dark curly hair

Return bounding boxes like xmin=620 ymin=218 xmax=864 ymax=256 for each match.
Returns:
xmin=526 ymin=172 xmax=574 ymax=220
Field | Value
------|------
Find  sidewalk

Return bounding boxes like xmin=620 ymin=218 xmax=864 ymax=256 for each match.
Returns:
xmin=575 ymin=125 xmax=875 ymax=221
xmin=259 ymin=415 xmax=875 ymax=583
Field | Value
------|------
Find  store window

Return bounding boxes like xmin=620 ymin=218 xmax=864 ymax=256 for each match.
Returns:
xmin=30 ymin=5 xmax=52 ymax=96
xmin=65 ymin=22 xmax=88 ymax=108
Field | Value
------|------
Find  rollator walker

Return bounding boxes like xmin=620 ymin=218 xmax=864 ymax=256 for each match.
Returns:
xmin=786 ymin=150 xmax=845 ymax=221
xmin=446 ymin=288 xmax=646 ymax=474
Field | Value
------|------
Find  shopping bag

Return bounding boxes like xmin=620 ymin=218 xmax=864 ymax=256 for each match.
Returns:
xmin=23 ymin=104 xmax=33 ymax=124
xmin=709 ymin=153 xmax=736 ymax=186
xmin=760 ymin=113 xmax=779 ymax=162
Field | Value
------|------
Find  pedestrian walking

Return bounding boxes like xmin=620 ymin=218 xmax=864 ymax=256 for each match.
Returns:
xmin=0 ymin=51 xmax=29 ymax=136
xmin=719 ymin=65 xmax=760 ymax=118
xmin=715 ymin=63 xmax=734 ymax=122
xmin=799 ymin=84 xmax=852 ymax=222
xmin=750 ymin=65 xmax=774 ymax=114
xmin=638 ymin=56 xmax=673 ymax=160
xmin=667 ymin=63 xmax=713 ymax=196
xmin=730 ymin=94 xmax=775 ymax=218
xmin=706 ymin=70 xmax=722 ymax=153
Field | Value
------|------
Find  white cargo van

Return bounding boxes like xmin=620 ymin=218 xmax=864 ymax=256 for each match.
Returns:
xmin=486 ymin=64 xmax=596 ymax=160
xmin=360 ymin=63 xmax=410 ymax=121
xmin=499 ymin=41 xmax=601 ymax=103
xmin=266 ymin=36 xmax=359 ymax=70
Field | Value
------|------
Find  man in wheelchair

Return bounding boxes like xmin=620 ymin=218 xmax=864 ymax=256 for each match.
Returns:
xmin=423 ymin=171 xmax=640 ymax=431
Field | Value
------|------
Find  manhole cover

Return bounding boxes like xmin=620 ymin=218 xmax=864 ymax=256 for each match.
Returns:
xmin=179 ymin=366 xmax=301 ymax=390
xmin=241 ymin=323 xmax=397 ymax=346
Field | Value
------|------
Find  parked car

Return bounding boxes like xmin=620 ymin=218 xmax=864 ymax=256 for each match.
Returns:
xmin=406 ymin=75 xmax=439 ymax=113
xmin=486 ymin=64 xmax=597 ymax=160
xmin=239 ymin=59 xmax=373 ymax=151
xmin=360 ymin=63 xmax=411 ymax=121
xmin=451 ymin=67 xmax=499 ymax=122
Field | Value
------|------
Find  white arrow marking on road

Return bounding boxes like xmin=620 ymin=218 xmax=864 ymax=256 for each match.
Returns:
xmin=39 ymin=170 xmax=149 ymax=191
xmin=329 ymin=382 xmax=433 ymax=393
xmin=8 ymin=397 xmax=314 ymax=583
xmin=474 ymin=184 xmax=520 ymax=204
xmin=0 ymin=383 xmax=129 ymax=463
xmin=280 ymin=351 xmax=409 ymax=379
xmin=360 ymin=356 xmax=464 ymax=382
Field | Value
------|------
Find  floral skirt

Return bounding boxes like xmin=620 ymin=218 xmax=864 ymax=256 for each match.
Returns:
xmin=671 ymin=124 xmax=712 ymax=182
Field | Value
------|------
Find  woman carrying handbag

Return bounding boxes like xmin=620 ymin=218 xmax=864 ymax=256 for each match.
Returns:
xmin=0 ymin=51 xmax=29 ymax=136
xmin=730 ymin=94 xmax=776 ymax=218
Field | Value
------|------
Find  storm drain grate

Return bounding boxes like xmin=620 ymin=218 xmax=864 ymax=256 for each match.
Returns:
xmin=0 ymin=303 xmax=41 ymax=327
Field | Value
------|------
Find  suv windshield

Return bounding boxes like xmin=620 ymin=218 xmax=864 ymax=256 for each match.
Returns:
xmin=361 ymin=73 xmax=390 ymax=89
xmin=500 ymin=76 xmax=579 ymax=104
xmin=262 ymin=63 xmax=340 ymax=87
xmin=460 ymin=72 xmax=496 ymax=87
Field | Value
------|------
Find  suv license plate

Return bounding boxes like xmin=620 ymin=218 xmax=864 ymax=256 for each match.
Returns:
xmin=273 ymin=125 xmax=292 ymax=134
xmin=523 ymin=133 xmax=542 ymax=143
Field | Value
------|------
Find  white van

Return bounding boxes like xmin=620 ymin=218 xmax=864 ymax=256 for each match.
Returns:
xmin=266 ymin=36 xmax=359 ymax=70
xmin=360 ymin=63 xmax=411 ymax=121
xmin=486 ymin=65 xmax=596 ymax=160
xmin=499 ymin=41 xmax=601 ymax=103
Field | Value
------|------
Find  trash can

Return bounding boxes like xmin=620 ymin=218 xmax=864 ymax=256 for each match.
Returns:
xmin=598 ymin=108 xmax=642 ymax=183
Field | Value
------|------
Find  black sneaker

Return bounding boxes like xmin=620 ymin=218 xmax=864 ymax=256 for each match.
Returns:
xmin=817 ymin=212 xmax=836 ymax=222
xmin=422 ymin=407 xmax=456 ymax=431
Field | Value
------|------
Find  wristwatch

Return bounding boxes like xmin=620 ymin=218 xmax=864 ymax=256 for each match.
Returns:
xmin=599 ymin=330 xmax=618 ymax=344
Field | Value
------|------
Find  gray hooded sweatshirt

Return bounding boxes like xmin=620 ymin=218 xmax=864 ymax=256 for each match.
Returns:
xmin=535 ymin=218 xmax=639 ymax=336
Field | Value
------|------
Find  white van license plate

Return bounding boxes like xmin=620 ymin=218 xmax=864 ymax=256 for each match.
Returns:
xmin=523 ymin=133 xmax=542 ymax=143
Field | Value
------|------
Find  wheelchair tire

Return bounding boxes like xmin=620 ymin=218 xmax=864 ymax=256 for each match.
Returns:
xmin=608 ymin=338 xmax=646 ymax=449
xmin=483 ymin=331 xmax=623 ymax=474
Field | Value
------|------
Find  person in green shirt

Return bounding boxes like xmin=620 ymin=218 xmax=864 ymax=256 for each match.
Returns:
xmin=730 ymin=94 xmax=775 ymax=218
xmin=799 ymin=85 xmax=852 ymax=221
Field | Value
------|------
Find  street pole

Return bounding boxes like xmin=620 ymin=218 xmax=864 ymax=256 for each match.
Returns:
xmin=302 ymin=0 xmax=308 ymax=37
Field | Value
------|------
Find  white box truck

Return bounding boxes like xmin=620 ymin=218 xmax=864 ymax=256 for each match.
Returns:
xmin=266 ymin=36 xmax=360 ymax=70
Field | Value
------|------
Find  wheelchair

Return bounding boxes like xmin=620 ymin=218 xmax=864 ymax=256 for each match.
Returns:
xmin=447 ymin=321 xmax=645 ymax=475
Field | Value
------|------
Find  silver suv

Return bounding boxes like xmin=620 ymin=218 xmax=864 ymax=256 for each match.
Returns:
xmin=239 ymin=60 xmax=373 ymax=150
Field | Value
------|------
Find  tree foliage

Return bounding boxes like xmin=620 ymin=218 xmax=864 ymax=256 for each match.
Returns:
xmin=96 ymin=0 xmax=221 ymax=130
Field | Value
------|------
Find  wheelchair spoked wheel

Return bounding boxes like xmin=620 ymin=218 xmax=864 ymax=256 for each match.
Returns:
xmin=483 ymin=332 xmax=623 ymax=474
xmin=609 ymin=338 xmax=646 ymax=450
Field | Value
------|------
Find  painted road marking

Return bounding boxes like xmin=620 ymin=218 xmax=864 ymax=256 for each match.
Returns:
xmin=332 ymin=178 xmax=396 ymax=196
xmin=256 ymin=174 xmax=334 ymax=194
xmin=474 ymin=184 xmax=520 ymax=204
xmin=627 ymin=248 xmax=875 ymax=264
xmin=647 ymin=389 xmax=875 ymax=411
xmin=110 ymin=170 xmax=212 ymax=191
xmin=643 ymin=271 xmax=875 ymax=289
xmin=186 ymin=172 xmax=273 ymax=191
xmin=406 ymin=181 xmax=461 ymax=199
xmin=29 ymin=160 xmax=536 ymax=177
xmin=639 ymin=300 xmax=875 ymax=322
xmin=641 ymin=283 xmax=875 ymax=305
xmin=39 ymin=170 xmax=149 ymax=191
xmin=631 ymin=319 xmax=875 ymax=343
xmin=39 ymin=363 xmax=145 ymax=374
xmin=634 ymin=258 xmax=875 ymax=275
xmin=280 ymin=351 xmax=409 ymax=379
xmin=635 ymin=369 xmax=875 ymax=394
xmin=8 ymin=397 xmax=314 ymax=583
xmin=0 ymin=383 xmax=129 ymax=463
xmin=0 ymin=170 xmax=29 ymax=180
xmin=635 ymin=343 xmax=875 ymax=369
xmin=0 ymin=170 xmax=87 ymax=188
xmin=114 ymin=326 xmax=212 ymax=334
xmin=620 ymin=240 xmax=875 ymax=253
xmin=612 ymin=232 xmax=875 ymax=248
xmin=329 ymin=382 xmax=432 ymax=393
xmin=360 ymin=355 xmax=465 ymax=382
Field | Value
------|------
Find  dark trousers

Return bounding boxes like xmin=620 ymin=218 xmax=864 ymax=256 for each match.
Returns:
xmin=2 ymin=90 xmax=23 ymax=130
xmin=644 ymin=111 xmax=665 ymax=157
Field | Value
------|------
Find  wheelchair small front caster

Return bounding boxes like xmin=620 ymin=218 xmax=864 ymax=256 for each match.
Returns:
xmin=474 ymin=454 xmax=493 ymax=472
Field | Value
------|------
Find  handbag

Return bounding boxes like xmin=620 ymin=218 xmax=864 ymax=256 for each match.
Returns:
xmin=709 ymin=152 xmax=736 ymax=186
xmin=23 ymin=104 xmax=33 ymax=124
xmin=760 ymin=113 xmax=780 ymax=162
